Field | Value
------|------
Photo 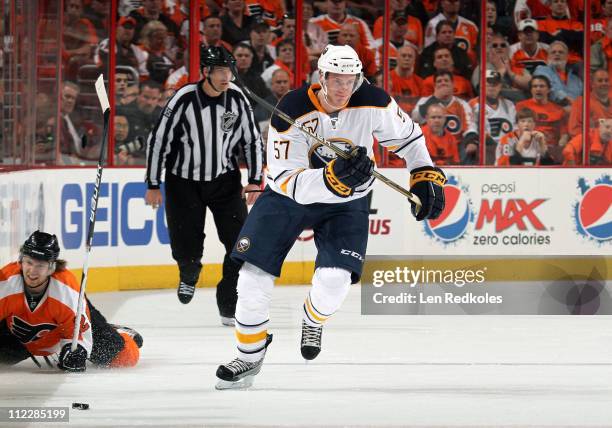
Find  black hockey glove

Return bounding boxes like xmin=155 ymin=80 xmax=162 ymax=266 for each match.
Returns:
xmin=58 ymin=343 xmax=87 ymax=372
xmin=324 ymin=146 xmax=374 ymax=197
xmin=409 ymin=166 xmax=447 ymax=221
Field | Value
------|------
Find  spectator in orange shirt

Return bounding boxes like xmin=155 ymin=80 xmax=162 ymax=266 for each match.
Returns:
xmin=516 ymin=75 xmax=569 ymax=158
xmin=309 ymin=0 xmax=375 ymax=49
xmin=261 ymin=40 xmax=304 ymax=89
xmin=245 ymin=0 xmax=285 ymax=29
xmin=496 ymin=107 xmax=553 ymax=165
xmin=422 ymin=47 xmax=474 ymax=100
xmin=568 ymin=68 xmax=612 ymax=136
xmin=563 ymin=118 xmax=612 ymax=165
xmin=419 ymin=19 xmax=473 ymax=79
xmin=423 ymin=103 xmax=460 ymax=165
xmin=591 ymin=0 xmax=612 ymax=43
xmin=390 ymin=45 xmax=423 ymax=114
xmin=372 ymin=0 xmax=423 ymax=51
xmin=536 ymin=0 xmax=583 ymax=55
xmin=63 ymin=0 xmax=98 ymax=80
xmin=509 ymin=19 xmax=549 ymax=75
xmin=336 ymin=23 xmax=377 ymax=80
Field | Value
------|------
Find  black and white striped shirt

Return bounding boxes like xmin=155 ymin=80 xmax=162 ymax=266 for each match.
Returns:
xmin=146 ymin=81 xmax=263 ymax=189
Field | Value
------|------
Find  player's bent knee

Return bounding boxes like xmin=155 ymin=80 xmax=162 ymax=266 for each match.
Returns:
xmin=109 ymin=333 xmax=140 ymax=368
xmin=237 ymin=263 xmax=275 ymax=308
xmin=313 ymin=267 xmax=351 ymax=291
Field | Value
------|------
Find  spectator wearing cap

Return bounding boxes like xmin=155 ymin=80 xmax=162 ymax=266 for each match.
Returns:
xmin=140 ymin=20 xmax=176 ymax=85
xmin=469 ymin=70 xmax=517 ymax=162
xmin=509 ymin=19 xmax=549 ymax=75
xmin=424 ymin=0 xmax=479 ymax=61
xmin=309 ymin=0 xmax=375 ymax=49
xmin=472 ymin=32 xmax=531 ymax=102
xmin=338 ymin=23 xmax=377 ymax=80
xmin=220 ymin=0 xmax=258 ymax=46
xmin=245 ymin=22 xmax=275 ymax=74
xmin=62 ymin=0 xmax=98 ymax=80
xmin=591 ymin=19 xmax=612 ymax=78
xmin=412 ymin=70 xmax=479 ymax=163
xmin=390 ymin=45 xmax=423 ymax=114
xmin=233 ymin=43 xmax=271 ymax=106
xmin=563 ymin=118 xmax=612 ymax=165
xmin=516 ymin=75 xmax=569 ymax=158
xmin=496 ymin=107 xmax=553 ymax=166
xmin=129 ymin=0 xmax=181 ymax=43
xmin=533 ymin=40 xmax=582 ymax=109
xmin=372 ymin=12 xmax=417 ymax=71
xmin=568 ymin=69 xmax=612 ymax=136
xmin=372 ymin=0 xmax=423 ymax=51
xmin=421 ymin=47 xmax=474 ymax=100
xmin=536 ymin=0 xmax=583 ymax=56
xmin=200 ymin=15 xmax=234 ymax=52
xmin=419 ymin=20 xmax=473 ymax=79
xmin=423 ymin=103 xmax=460 ymax=165
xmin=95 ymin=16 xmax=148 ymax=78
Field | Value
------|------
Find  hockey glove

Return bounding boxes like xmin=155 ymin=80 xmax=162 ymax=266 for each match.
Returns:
xmin=324 ymin=147 xmax=374 ymax=197
xmin=58 ymin=343 xmax=87 ymax=372
xmin=409 ymin=166 xmax=447 ymax=221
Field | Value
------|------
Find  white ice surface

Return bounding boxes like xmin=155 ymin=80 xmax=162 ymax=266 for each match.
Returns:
xmin=1 ymin=286 xmax=612 ymax=427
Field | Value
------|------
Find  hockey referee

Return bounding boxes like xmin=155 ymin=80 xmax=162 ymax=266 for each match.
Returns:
xmin=144 ymin=46 xmax=263 ymax=326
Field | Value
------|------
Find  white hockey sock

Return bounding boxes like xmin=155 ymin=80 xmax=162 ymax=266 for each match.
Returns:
xmin=303 ymin=267 xmax=351 ymax=327
xmin=235 ymin=263 xmax=275 ymax=362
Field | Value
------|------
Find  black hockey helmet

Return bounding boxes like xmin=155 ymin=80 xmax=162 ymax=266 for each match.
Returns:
xmin=20 ymin=231 xmax=60 ymax=262
xmin=200 ymin=45 xmax=235 ymax=69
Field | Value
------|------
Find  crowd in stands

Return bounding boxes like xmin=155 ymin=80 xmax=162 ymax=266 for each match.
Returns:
xmin=28 ymin=0 xmax=611 ymax=166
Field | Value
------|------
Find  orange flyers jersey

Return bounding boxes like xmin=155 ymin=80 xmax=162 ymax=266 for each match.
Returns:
xmin=424 ymin=14 xmax=479 ymax=58
xmin=422 ymin=74 xmax=474 ymax=100
xmin=515 ymin=98 xmax=568 ymax=145
xmin=412 ymin=95 xmax=477 ymax=140
xmin=509 ymin=42 xmax=549 ymax=74
xmin=0 ymin=262 xmax=93 ymax=357
xmin=469 ymin=97 xmax=516 ymax=144
xmin=390 ymin=69 xmax=424 ymax=114
xmin=422 ymin=124 xmax=460 ymax=165
xmin=537 ymin=17 xmax=583 ymax=35
xmin=309 ymin=14 xmax=375 ymax=49
xmin=591 ymin=18 xmax=607 ymax=43
xmin=245 ymin=0 xmax=285 ymax=28
xmin=568 ymin=95 xmax=612 ymax=136
xmin=373 ymin=15 xmax=423 ymax=51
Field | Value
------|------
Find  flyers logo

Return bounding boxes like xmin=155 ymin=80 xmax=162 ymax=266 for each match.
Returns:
xmin=10 ymin=316 xmax=57 ymax=344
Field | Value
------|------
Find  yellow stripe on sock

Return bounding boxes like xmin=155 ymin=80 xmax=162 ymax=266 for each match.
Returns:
xmin=305 ymin=298 xmax=327 ymax=323
xmin=235 ymin=330 xmax=268 ymax=344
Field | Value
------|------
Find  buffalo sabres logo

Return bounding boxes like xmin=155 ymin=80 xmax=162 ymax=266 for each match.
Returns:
xmin=236 ymin=237 xmax=251 ymax=252
xmin=221 ymin=111 xmax=238 ymax=133
xmin=308 ymin=137 xmax=354 ymax=168
xmin=10 ymin=316 xmax=56 ymax=344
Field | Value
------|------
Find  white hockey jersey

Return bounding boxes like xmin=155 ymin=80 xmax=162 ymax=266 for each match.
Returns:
xmin=469 ymin=97 xmax=516 ymax=144
xmin=266 ymin=83 xmax=433 ymax=205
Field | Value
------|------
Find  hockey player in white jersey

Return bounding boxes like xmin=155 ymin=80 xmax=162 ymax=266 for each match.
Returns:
xmin=215 ymin=45 xmax=447 ymax=389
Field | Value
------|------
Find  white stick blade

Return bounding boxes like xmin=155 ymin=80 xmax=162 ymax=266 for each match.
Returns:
xmin=95 ymin=75 xmax=110 ymax=112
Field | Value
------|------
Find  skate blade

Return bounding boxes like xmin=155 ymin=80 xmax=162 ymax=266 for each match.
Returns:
xmin=220 ymin=316 xmax=235 ymax=327
xmin=215 ymin=375 xmax=254 ymax=390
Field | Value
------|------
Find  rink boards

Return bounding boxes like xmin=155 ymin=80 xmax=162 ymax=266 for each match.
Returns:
xmin=0 ymin=167 xmax=610 ymax=291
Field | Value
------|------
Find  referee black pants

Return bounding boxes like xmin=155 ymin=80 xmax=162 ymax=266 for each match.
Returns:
xmin=164 ymin=170 xmax=248 ymax=315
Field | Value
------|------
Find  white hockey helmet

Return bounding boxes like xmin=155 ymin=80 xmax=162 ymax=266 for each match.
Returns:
xmin=317 ymin=45 xmax=364 ymax=107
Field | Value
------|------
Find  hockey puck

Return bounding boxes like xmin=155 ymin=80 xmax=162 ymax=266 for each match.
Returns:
xmin=72 ymin=402 xmax=89 ymax=410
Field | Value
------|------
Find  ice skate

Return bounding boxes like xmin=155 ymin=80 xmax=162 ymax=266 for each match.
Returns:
xmin=177 ymin=281 xmax=196 ymax=304
xmin=215 ymin=334 xmax=272 ymax=390
xmin=220 ymin=316 xmax=235 ymax=327
xmin=301 ymin=321 xmax=323 ymax=360
xmin=111 ymin=324 xmax=144 ymax=348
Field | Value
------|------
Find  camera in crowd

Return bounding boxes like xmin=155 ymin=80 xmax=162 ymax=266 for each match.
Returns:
xmin=116 ymin=136 xmax=145 ymax=155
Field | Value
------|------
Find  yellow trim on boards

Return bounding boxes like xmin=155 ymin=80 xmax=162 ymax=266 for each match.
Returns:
xmin=74 ymin=257 xmax=611 ymax=293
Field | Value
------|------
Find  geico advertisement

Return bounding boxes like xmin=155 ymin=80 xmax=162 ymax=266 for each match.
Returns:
xmin=404 ymin=169 xmax=611 ymax=254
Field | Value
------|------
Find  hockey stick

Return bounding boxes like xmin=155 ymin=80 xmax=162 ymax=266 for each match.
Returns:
xmin=226 ymin=62 xmax=422 ymax=212
xmin=70 ymin=75 xmax=110 ymax=352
